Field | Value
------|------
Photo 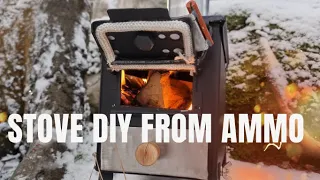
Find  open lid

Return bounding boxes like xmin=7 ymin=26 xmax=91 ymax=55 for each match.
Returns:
xmin=91 ymin=8 xmax=208 ymax=73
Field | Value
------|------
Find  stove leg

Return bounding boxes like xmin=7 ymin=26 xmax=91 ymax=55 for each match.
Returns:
xmin=101 ymin=172 xmax=113 ymax=180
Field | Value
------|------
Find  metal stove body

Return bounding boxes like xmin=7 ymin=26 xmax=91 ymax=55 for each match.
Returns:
xmin=92 ymin=7 xmax=229 ymax=180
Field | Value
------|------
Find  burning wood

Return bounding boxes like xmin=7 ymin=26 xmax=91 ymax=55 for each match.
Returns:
xmin=160 ymin=73 xmax=192 ymax=110
xmin=136 ymin=72 xmax=164 ymax=108
xmin=121 ymin=71 xmax=193 ymax=110
xmin=121 ymin=90 xmax=135 ymax=106
xmin=125 ymin=74 xmax=146 ymax=89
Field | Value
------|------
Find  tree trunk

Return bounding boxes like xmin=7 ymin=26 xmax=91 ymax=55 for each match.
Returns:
xmin=11 ymin=0 xmax=91 ymax=179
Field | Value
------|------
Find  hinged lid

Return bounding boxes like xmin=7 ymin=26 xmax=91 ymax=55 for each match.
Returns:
xmin=92 ymin=8 xmax=209 ymax=73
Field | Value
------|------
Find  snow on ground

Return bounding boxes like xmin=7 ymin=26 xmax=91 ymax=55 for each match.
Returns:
xmin=209 ymin=0 xmax=320 ymax=179
xmin=227 ymin=156 xmax=320 ymax=180
xmin=210 ymin=0 xmax=320 ymax=90
xmin=55 ymin=123 xmax=99 ymax=180
xmin=210 ymin=0 xmax=320 ymax=44
xmin=0 ymin=154 xmax=21 ymax=180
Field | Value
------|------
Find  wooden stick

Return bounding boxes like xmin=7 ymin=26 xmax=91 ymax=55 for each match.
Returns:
xmin=93 ymin=153 xmax=104 ymax=180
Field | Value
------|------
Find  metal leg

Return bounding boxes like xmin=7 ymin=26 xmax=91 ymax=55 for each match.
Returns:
xmin=101 ymin=172 xmax=113 ymax=180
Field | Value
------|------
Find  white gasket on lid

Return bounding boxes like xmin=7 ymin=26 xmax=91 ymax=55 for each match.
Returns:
xmin=95 ymin=20 xmax=194 ymax=70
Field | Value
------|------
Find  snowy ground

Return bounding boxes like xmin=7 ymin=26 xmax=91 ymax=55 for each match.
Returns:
xmin=227 ymin=157 xmax=320 ymax=180
xmin=211 ymin=0 xmax=320 ymax=87
xmin=54 ymin=123 xmax=99 ymax=180
xmin=212 ymin=0 xmax=320 ymax=136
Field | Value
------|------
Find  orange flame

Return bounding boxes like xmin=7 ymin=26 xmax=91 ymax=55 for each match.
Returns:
xmin=142 ymin=78 xmax=147 ymax=84
xmin=121 ymin=70 xmax=126 ymax=86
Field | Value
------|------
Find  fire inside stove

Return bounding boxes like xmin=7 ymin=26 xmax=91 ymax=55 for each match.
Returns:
xmin=121 ymin=70 xmax=193 ymax=110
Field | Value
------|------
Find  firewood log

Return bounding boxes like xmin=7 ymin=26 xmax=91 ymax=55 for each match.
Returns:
xmin=136 ymin=72 xmax=164 ymax=108
xmin=125 ymin=74 xmax=146 ymax=90
xmin=160 ymin=73 xmax=192 ymax=110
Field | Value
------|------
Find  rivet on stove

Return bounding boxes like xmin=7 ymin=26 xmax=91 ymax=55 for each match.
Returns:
xmin=170 ymin=33 xmax=180 ymax=40
xmin=158 ymin=34 xmax=166 ymax=39
xmin=108 ymin=36 xmax=115 ymax=40
xmin=173 ymin=48 xmax=183 ymax=54
xmin=162 ymin=49 xmax=170 ymax=53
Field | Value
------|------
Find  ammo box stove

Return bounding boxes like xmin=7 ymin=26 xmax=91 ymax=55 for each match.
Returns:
xmin=92 ymin=2 xmax=229 ymax=179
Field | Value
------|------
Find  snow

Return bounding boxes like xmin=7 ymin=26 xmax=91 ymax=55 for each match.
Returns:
xmin=1 ymin=0 xmax=92 ymax=179
xmin=27 ymin=9 xmax=64 ymax=113
xmin=55 ymin=123 xmax=99 ymax=180
xmin=0 ymin=154 xmax=21 ymax=180
xmin=246 ymin=74 xmax=257 ymax=80
xmin=54 ymin=8 xmax=96 ymax=180
xmin=0 ymin=59 xmax=4 ymax=75
xmin=0 ymin=3 xmax=25 ymax=114
xmin=72 ymin=12 xmax=90 ymax=70
xmin=71 ymin=12 xmax=92 ymax=117
xmin=210 ymin=0 xmax=320 ymax=89
xmin=227 ymin=157 xmax=320 ymax=180
xmin=260 ymin=37 xmax=288 ymax=98
xmin=228 ymin=30 xmax=248 ymax=42
xmin=34 ymin=77 xmax=52 ymax=103
xmin=210 ymin=0 xmax=320 ymax=42
xmin=235 ymin=83 xmax=247 ymax=89
xmin=0 ymin=123 xmax=10 ymax=132
xmin=87 ymin=36 xmax=102 ymax=74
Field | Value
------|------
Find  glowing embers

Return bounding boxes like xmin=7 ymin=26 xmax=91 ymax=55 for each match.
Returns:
xmin=120 ymin=70 xmax=193 ymax=110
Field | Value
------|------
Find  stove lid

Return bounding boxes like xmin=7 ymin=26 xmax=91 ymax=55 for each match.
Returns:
xmin=108 ymin=8 xmax=171 ymax=22
xmin=92 ymin=8 xmax=209 ymax=74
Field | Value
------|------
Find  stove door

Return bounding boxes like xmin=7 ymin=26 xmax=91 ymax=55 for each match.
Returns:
xmin=100 ymin=127 xmax=208 ymax=179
